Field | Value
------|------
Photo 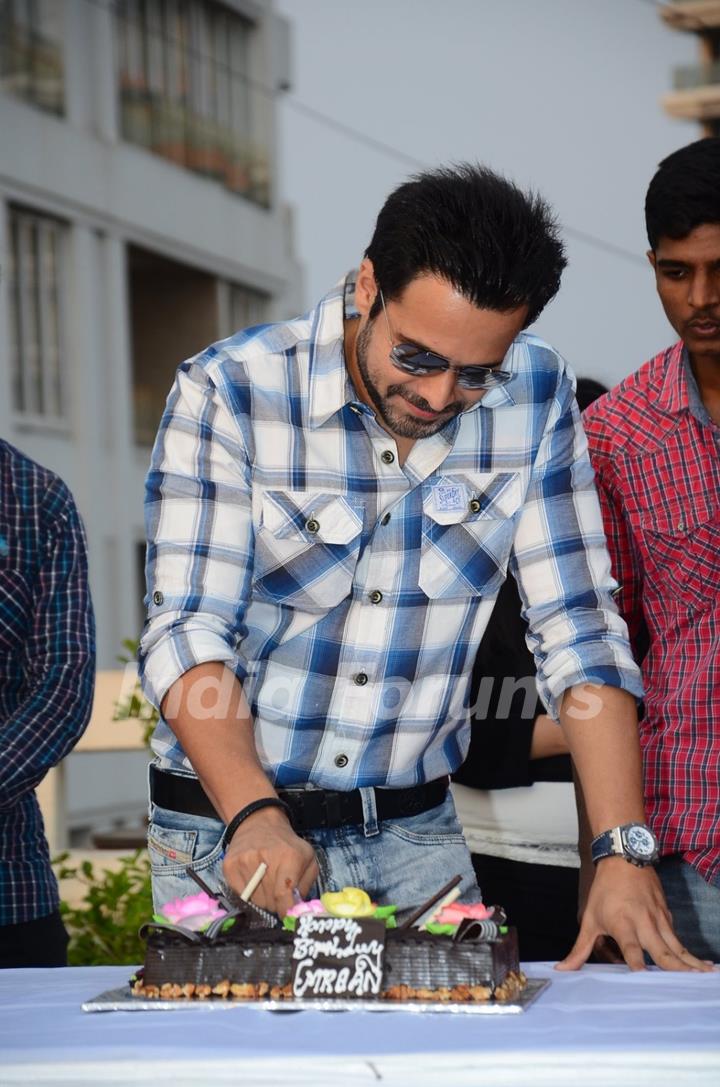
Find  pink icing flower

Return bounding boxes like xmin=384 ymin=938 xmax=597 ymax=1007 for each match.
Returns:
xmin=160 ymin=891 xmax=227 ymax=931
xmin=434 ymin=902 xmax=493 ymax=926
xmin=286 ymin=898 xmax=325 ymax=917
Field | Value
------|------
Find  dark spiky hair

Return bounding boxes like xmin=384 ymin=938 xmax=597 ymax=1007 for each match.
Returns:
xmin=364 ymin=163 xmax=566 ymax=326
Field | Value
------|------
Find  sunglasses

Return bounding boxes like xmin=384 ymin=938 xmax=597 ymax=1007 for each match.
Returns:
xmin=379 ymin=290 xmax=513 ymax=391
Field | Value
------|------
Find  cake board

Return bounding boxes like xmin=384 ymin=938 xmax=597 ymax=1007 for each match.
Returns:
xmin=82 ymin=977 xmax=549 ymax=1015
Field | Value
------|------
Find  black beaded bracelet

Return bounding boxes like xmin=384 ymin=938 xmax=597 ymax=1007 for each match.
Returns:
xmin=221 ymin=796 xmax=293 ymax=851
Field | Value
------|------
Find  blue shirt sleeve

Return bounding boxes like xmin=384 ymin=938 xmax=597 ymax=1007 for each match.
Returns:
xmin=0 ymin=479 xmax=95 ymax=810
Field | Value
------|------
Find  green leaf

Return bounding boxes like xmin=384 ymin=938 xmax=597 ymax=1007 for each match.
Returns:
xmin=372 ymin=904 xmax=397 ymax=919
xmin=53 ymin=850 xmax=153 ymax=966
xmin=424 ymin=923 xmax=456 ymax=936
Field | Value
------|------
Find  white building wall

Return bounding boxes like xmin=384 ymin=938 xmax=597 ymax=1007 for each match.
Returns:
xmin=0 ymin=0 xmax=302 ymax=839
xmin=0 ymin=0 xmax=303 ymax=671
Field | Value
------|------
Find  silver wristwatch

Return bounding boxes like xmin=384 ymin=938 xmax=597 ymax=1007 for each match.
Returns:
xmin=590 ymin=823 xmax=659 ymax=867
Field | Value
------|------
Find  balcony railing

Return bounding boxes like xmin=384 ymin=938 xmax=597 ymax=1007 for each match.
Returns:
xmin=114 ymin=0 xmax=270 ymax=208
xmin=119 ymin=84 xmax=270 ymax=207
xmin=0 ymin=19 xmax=64 ymax=115
xmin=673 ymin=60 xmax=720 ymax=89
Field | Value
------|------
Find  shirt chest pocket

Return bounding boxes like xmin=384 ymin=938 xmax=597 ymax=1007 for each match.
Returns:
xmin=639 ymin=501 xmax=720 ymax=612
xmin=419 ymin=472 xmax=523 ymax=600
xmin=253 ymin=490 xmax=365 ymax=612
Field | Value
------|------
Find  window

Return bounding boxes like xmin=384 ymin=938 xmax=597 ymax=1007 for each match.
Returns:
xmin=128 ymin=244 xmax=269 ymax=446
xmin=115 ymin=1 xmax=269 ymax=206
xmin=128 ymin=244 xmax=219 ymax=446
xmin=7 ymin=207 xmax=66 ymax=421
xmin=0 ymin=0 xmax=64 ymax=115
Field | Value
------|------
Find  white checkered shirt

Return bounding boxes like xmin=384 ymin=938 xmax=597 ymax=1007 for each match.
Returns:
xmin=140 ymin=272 xmax=642 ymax=788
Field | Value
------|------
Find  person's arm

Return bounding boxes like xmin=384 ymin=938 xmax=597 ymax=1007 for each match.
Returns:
xmin=529 ymin=713 xmax=569 ymax=759
xmin=140 ymin=360 xmax=318 ymax=915
xmin=160 ymin=662 xmax=317 ymax=917
xmin=572 ymin=412 xmax=651 ymax=962
xmin=556 ymin=683 xmax=708 ymax=970
xmin=513 ymin=369 xmax=707 ymax=971
xmin=0 ymin=482 xmax=95 ymax=809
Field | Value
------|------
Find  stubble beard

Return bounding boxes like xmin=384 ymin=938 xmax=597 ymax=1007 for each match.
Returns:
xmin=354 ymin=320 xmax=463 ymax=439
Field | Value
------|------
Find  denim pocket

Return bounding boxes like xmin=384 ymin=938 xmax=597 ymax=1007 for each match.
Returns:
xmin=147 ymin=824 xmax=197 ymax=868
xmin=381 ymin=794 xmax=467 ymax=847
xmin=147 ymin=805 xmax=224 ymax=878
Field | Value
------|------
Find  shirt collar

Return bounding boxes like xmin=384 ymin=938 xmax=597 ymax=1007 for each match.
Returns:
xmin=681 ymin=345 xmax=714 ymax=427
xmin=655 ymin=341 xmax=690 ymax=417
xmin=307 ymin=270 xmax=373 ymax=430
xmin=655 ymin=340 xmax=714 ymax=429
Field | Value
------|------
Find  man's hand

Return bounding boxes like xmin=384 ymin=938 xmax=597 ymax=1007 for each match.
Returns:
xmin=222 ymin=807 xmax=319 ymax=918
xmin=557 ymin=857 xmax=712 ymax=972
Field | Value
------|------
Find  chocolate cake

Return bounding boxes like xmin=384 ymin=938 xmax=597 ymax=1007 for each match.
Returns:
xmin=132 ymin=890 xmax=526 ymax=1004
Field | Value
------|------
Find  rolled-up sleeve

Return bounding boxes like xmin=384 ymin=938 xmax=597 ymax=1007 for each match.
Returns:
xmin=511 ymin=372 xmax=644 ymax=719
xmin=139 ymin=360 xmax=255 ymax=708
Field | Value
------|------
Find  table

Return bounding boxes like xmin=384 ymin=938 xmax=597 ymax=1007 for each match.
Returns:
xmin=1 ymin=963 xmax=718 ymax=1086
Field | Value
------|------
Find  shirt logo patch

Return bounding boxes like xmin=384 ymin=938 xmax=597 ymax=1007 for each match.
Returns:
xmin=433 ymin=483 xmax=467 ymax=514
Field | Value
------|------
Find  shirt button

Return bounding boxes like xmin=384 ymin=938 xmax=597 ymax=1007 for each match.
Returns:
xmin=306 ymin=518 xmax=320 ymax=534
xmin=381 ymin=513 xmax=391 ymax=525
xmin=354 ymin=672 xmax=368 ymax=686
xmin=369 ymin=590 xmax=383 ymax=604
xmin=334 ymin=754 xmax=349 ymax=768
xmin=152 ymin=591 xmax=164 ymax=605
xmin=469 ymin=498 xmax=481 ymax=514
xmin=381 ymin=450 xmax=395 ymax=464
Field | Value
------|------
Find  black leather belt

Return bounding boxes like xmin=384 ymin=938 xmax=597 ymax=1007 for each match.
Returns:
xmin=149 ymin=765 xmax=448 ymax=833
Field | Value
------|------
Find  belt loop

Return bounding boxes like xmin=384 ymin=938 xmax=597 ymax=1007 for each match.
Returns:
xmin=360 ymin=786 xmax=380 ymax=838
xmin=147 ymin=759 xmax=158 ymax=822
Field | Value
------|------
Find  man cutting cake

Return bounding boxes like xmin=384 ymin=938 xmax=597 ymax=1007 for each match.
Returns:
xmin=139 ymin=163 xmax=709 ymax=972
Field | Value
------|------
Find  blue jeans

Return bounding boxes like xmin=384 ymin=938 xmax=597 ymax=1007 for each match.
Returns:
xmin=657 ymin=855 xmax=720 ymax=962
xmin=148 ymin=790 xmax=481 ymax=920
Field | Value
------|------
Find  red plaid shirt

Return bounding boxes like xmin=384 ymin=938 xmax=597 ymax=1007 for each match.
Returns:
xmin=584 ymin=343 xmax=720 ymax=886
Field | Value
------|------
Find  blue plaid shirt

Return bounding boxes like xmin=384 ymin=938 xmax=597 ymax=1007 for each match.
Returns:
xmin=141 ymin=272 xmax=642 ymax=789
xmin=0 ymin=440 xmax=95 ymax=925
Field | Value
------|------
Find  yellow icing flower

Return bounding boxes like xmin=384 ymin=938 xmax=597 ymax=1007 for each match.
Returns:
xmin=321 ymin=887 xmax=375 ymax=917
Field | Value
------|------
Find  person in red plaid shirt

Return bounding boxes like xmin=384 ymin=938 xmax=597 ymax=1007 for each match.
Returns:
xmin=584 ymin=138 xmax=720 ymax=963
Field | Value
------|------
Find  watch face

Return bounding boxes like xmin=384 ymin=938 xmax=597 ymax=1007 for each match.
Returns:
xmin=625 ymin=825 xmax=656 ymax=858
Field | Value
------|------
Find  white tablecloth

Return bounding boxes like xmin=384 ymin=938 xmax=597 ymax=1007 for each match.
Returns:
xmin=0 ymin=963 xmax=718 ymax=1086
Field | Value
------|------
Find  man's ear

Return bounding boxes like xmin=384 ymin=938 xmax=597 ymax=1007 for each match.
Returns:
xmin=354 ymin=258 xmax=378 ymax=317
xmin=647 ymin=249 xmax=657 ymax=271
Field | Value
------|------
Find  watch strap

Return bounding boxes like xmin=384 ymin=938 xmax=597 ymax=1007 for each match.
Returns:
xmin=590 ymin=827 xmax=623 ymax=864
